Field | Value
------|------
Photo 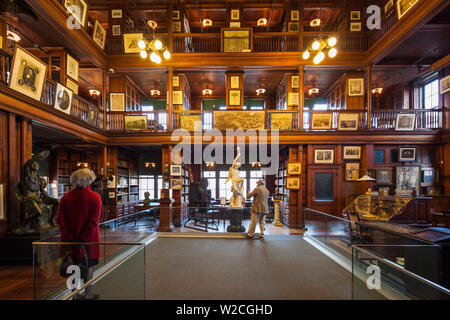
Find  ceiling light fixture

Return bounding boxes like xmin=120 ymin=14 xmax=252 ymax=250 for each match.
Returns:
xmin=310 ymin=18 xmax=321 ymax=27
xmin=256 ymin=88 xmax=266 ymax=95
xmin=202 ymin=89 xmax=213 ymax=95
xmin=7 ymin=30 xmax=21 ymax=42
xmin=257 ymin=18 xmax=267 ymax=26
xmin=150 ymin=89 xmax=161 ymax=96
xmin=303 ymin=37 xmax=338 ymax=64
xmin=89 ymin=89 xmax=101 ymax=97
xmin=202 ymin=19 xmax=213 ymax=27
xmin=308 ymin=88 xmax=320 ymax=95
xmin=371 ymin=87 xmax=383 ymax=95
xmin=138 ymin=19 xmax=170 ymax=64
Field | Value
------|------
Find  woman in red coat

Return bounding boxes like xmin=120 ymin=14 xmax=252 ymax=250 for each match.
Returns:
xmin=56 ymin=168 xmax=102 ymax=299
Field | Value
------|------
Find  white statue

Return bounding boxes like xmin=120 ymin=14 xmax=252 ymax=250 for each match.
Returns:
xmin=225 ymin=147 xmax=245 ymax=208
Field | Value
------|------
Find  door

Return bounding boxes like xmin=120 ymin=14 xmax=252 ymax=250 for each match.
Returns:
xmin=308 ymin=167 xmax=341 ymax=216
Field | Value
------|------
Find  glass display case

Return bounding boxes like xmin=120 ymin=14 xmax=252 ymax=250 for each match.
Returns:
xmin=343 ymin=195 xmax=413 ymax=221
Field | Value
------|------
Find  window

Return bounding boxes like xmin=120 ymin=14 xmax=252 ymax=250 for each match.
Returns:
xmin=219 ymin=170 xmax=247 ymax=199
xmin=139 ymin=175 xmax=163 ymax=200
xmin=374 ymin=150 xmax=385 ymax=163
xmin=249 ymin=171 xmax=263 ymax=191
xmin=423 ymin=79 xmax=439 ymax=109
xmin=202 ymin=171 xmax=216 ymax=199
xmin=202 ymin=112 xmax=213 ymax=130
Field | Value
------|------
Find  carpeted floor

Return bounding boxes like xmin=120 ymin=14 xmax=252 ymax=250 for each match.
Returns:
xmin=93 ymin=235 xmax=384 ymax=300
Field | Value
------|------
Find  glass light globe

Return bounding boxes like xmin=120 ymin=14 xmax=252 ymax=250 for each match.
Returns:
xmin=312 ymin=40 xmax=321 ymax=50
xmin=317 ymin=51 xmax=325 ymax=61
xmin=154 ymin=40 xmax=163 ymax=50
xmin=313 ymin=55 xmax=321 ymax=64
xmin=302 ymin=50 xmax=310 ymax=60
xmin=150 ymin=52 xmax=158 ymax=63
xmin=327 ymin=37 xmax=337 ymax=47
xmin=163 ymin=50 xmax=171 ymax=59
xmin=138 ymin=40 xmax=146 ymax=50
xmin=140 ymin=51 xmax=148 ymax=59
xmin=154 ymin=54 xmax=162 ymax=64
xmin=328 ymin=48 xmax=337 ymax=58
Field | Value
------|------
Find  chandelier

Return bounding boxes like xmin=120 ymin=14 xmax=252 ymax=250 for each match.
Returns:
xmin=256 ymin=88 xmax=266 ymax=95
xmin=150 ymin=89 xmax=161 ymax=96
xmin=302 ymin=36 xmax=337 ymax=64
xmin=138 ymin=20 xmax=171 ymax=64
xmin=202 ymin=89 xmax=213 ymax=95
xmin=371 ymin=88 xmax=383 ymax=95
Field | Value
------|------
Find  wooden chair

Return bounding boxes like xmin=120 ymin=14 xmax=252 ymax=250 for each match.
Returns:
xmin=442 ymin=210 xmax=450 ymax=228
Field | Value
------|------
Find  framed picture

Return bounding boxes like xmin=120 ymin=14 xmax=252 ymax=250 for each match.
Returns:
xmin=343 ymin=146 xmax=361 ymax=160
xmin=107 ymin=175 xmax=116 ymax=188
xmin=170 ymin=165 xmax=182 ymax=176
xmin=171 ymin=178 xmax=183 ymax=190
xmin=125 ymin=116 xmax=148 ymax=131
xmin=291 ymin=10 xmax=299 ymax=21
xmin=426 ymin=186 xmax=443 ymax=196
xmin=399 ymin=147 xmax=416 ymax=162
xmin=173 ymin=76 xmax=180 ymax=88
xmin=93 ymin=20 xmax=106 ymax=49
xmin=345 ymin=163 xmax=360 ymax=181
xmin=173 ymin=10 xmax=180 ymax=20
xmin=108 ymin=192 xmax=115 ymax=199
xmin=110 ymin=93 xmax=125 ymax=111
xmin=288 ymin=22 xmax=299 ymax=32
xmin=0 ymin=184 xmax=4 ymax=221
xmin=111 ymin=9 xmax=122 ymax=19
xmin=123 ymin=33 xmax=144 ymax=53
xmin=9 ymin=45 xmax=48 ymax=101
xmin=231 ymin=9 xmax=240 ymax=20
xmin=291 ymin=75 xmax=299 ymax=89
xmin=66 ymin=54 xmax=79 ymax=81
xmin=87 ymin=108 xmax=98 ymax=126
xmin=287 ymin=163 xmax=301 ymax=175
xmin=440 ymin=75 xmax=450 ymax=94
xmin=350 ymin=22 xmax=362 ymax=32
xmin=286 ymin=177 xmax=300 ymax=190
xmin=229 ymin=90 xmax=241 ymax=106
xmin=314 ymin=149 xmax=334 ymax=164
xmin=396 ymin=166 xmax=420 ymax=196
xmin=173 ymin=21 xmax=181 ymax=32
xmin=173 ymin=90 xmax=183 ymax=105
xmin=396 ymin=0 xmax=419 ymax=20
xmin=422 ymin=169 xmax=437 ymax=187
xmin=338 ymin=113 xmax=359 ymax=131
xmin=54 ymin=83 xmax=73 ymax=115
xmin=385 ymin=0 xmax=394 ymax=13
xmin=395 ymin=113 xmax=416 ymax=131
xmin=287 ymin=92 xmax=299 ymax=106
xmin=230 ymin=21 xmax=241 ymax=28
xmin=66 ymin=77 xmax=78 ymax=95
xmin=221 ymin=28 xmax=252 ymax=53
xmin=348 ymin=78 xmax=364 ymax=96
xmin=350 ymin=11 xmax=361 ymax=20
xmin=230 ymin=76 xmax=240 ymax=89
xmin=64 ymin=0 xmax=88 ymax=28
xmin=376 ymin=169 xmax=393 ymax=185
xmin=378 ymin=186 xmax=392 ymax=196
xmin=112 ymin=25 xmax=121 ymax=36
xmin=311 ymin=113 xmax=332 ymax=130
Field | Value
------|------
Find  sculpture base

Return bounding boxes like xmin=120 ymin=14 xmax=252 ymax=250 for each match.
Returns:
xmin=227 ymin=208 xmax=245 ymax=232
xmin=272 ymin=220 xmax=283 ymax=226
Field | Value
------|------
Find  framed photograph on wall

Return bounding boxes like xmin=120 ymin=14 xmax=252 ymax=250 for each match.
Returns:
xmin=66 ymin=77 xmax=78 ymax=95
xmin=230 ymin=76 xmax=240 ymax=89
xmin=173 ymin=21 xmax=181 ymax=32
xmin=345 ymin=163 xmax=360 ymax=181
xmin=350 ymin=22 xmax=362 ymax=32
xmin=396 ymin=166 xmax=420 ymax=196
xmin=109 ymin=93 xmax=125 ymax=111
xmin=288 ymin=22 xmax=299 ymax=32
xmin=286 ymin=177 xmax=300 ymax=190
xmin=314 ymin=149 xmax=334 ymax=164
xmin=338 ymin=113 xmax=359 ymax=131
xmin=426 ymin=186 xmax=443 ymax=196
xmin=170 ymin=165 xmax=182 ymax=176
xmin=440 ymin=75 xmax=450 ymax=94
xmin=230 ymin=21 xmax=241 ymax=28
xmin=173 ymin=90 xmax=183 ymax=105
xmin=350 ymin=11 xmax=361 ymax=20
xmin=422 ymin=169 xmax=437 ymax=187
xmin=173 ymin=10 xmax=180 ymax=20
xmin=87 ymin=108 xmax=98 ymax=126
xmin=123 ymin=33 xmax=144 ymax=53
xmin=291 ymin=10 xmax=299 ymax=21
xmin=66 ymin=54 xmax=79 ymax=81
xmin=376 ymin=169 xmax=392 ymax=185
xmin=396 ymin=0 xmax=419 ymax=20
xmin=9 ymin=45 xmax=48 ymax=101
xmin=111 ymin=9 xmax=122 ymax=19
xmin=395 ymin=113 xmax=416 ymax=131
xmin=231 ymin=9 xmax=240 ymax=20
xmin=93 ymin=20 xmax=106 ymax=49
xmin=291 ymin=75 xmax=299 ymax=89
xmin=347 ymin=78 xmax=364 ymax=96
xmin=221 ymin=28 xmax=252 ymax=53
xmin=64 ymin=0 xmax=88 ymax=28
xmin=385 ymin=0 xmax=394 ymax=13
xmin=0 ymin=184 xmax=4 ymax=221
xmin=229 ymin=90 xmax=241 ymax=106
xmin=287 ymin=163 xmax=301 ymax=175
xmin=54 ymin=83 xmax=73 ymax=115
xmin=311 ymin=113 xmax=332 ymax=130
xmin=112 ymin=25 xmax=121 ymax=36
xmin=125 ymin=116 xmax=148 ymax=131
xmin=172 ymin=76 xmax=180 ymax=88
xmin=171 ymin=178 xmax=183 ymax=190
xmin=399 ymin=147 xmax=416 ymax=162
xmin=343 ymin=146 xmax=361 ymax=160
xmin=287 ymin=92 xmax=299 ymax=106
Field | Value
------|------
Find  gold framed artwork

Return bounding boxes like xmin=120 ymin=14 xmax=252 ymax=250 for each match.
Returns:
xmin=54 ymin=83 xmax=73 ymax=115
xmin=123 ymin=33 xmax=144 ymax=53
xmin=396 ymin=0 xmax=419 ymax=20
xmin=109 ymin=93 xmax=125 ymax=111
xmin=343 ymin=146 xmax=361 ymax=160
xmin=350 ymin=11 xmax=361 ymax=20
xmin=170 ymin=165 xmax=182 ymax=176
xmin=9 ymin=45 xmax=48 ymax=101
xmin=338 ymin=113 xmax=359 ymax=131
xmin=125 ymin=116 xmax=148 ymax=131
xmin=214 ymin=111 xmax=265 ymax=130
xmin=221 ymin=28 xmax=252 ymax=53
xmin=230 ymin=22 xmax=241 ymax=28
xmin=111 ymin=9 xmax=122 ymax=19
xmin=291 ymin=10 xmax=299 ymax=21
xmin=288 ymin=22 xmax=299 ymax=32
xmin=440 ymin=75 xmax=450 ymax=94
xmin=230 ymin=76 xmax=240 ymax=89
xmin=270 ymin=113 xmax=293 ymax=130
xmin=87 ymin=108 xmax=98 ymax=126
xmin=287 ymin=163 xmax=301 ymax=175
xmin=66 ymin=54 xmax=79 ymax=81
xmin=286 ymin=177 xmax=300 ymax=190
xmin=395 ymin=113 xmax=416 ymax=131
xmin=171 ymin=178 xmax=183 ymax=190
xmin=350 ymin=22 xmax=362 ymax=32
xmin=314 ymin=149 xmax=334 ymax=164
xmin=396 ymin=166 xmax=420 ymax=196
xmin=93 ymin=20 xmax=106 ymax=49
xmin=112 ymin=25 xmax=121 ymax=36
xmin=229 ymin=90 xmax=241 ymax=106
xmin=376 ymin=169 xmax=393 ymax=185
xmin=0 ymin=184 xmax=4 ymax=221
xmin=348 ymin=78 xmax=364 ymax=96
xmin=173 ymin=11 xmax=180 ymax=20
xmin=287 ymin=92 xmax=299 ymax=106
xmin=173 ymin=21 xmax=181 ymax=32
xmin=64 ymin=0 xmax=88 ymax=28
xmin=173 ymin=90 xmax=183 ymax=105
xmin=172 ymin=76 xmax=180 ymax=88
xmin=0 ymin=35 xmax=3 ymax=50
xmin=231 ymin=9 xmax=240 ymax=20
xmin=398 ymin=147 xmax=416 ymax=162
xmin=385 ymin=0 xmax=394 ymax=13
xmin=291 ymin=75 xmax=299 ymax=89
xmin=345 ymin=163 xmax=360 ymax=181
xmin=180 ymin=115 xmax=202 ymax=131
xmin=311 ymin=113 xmax=332 ymax=130
xmin=66 ymin=77 xmax=78 ymax=95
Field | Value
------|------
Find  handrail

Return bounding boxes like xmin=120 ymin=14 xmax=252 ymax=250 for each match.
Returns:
xmin=304 ymin=207 xmax=349 ymax=223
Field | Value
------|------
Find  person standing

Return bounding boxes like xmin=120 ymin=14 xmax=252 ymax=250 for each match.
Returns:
xmin=56 ymin=168 xmax=102 ymax=300
xmin=246 ymin=179 xmax=270 ymax=239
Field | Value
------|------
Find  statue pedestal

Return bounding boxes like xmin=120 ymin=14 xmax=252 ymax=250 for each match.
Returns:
xmin=273 ymin=199 xmax=283 ymax=226
xmin=227 ymin=208 xmax=245 ymax=232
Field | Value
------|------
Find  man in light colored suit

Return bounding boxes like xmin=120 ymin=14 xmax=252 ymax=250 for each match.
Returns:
xmin=246 ymin=179 xmax=270 ymax=239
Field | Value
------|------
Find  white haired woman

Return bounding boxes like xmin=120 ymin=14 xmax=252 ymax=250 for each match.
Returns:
xmin=56 ymin=168 xmax=102 ymax=300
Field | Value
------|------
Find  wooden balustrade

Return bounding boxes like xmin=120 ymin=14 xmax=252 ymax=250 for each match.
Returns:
xmin=367 ymin=11 xmax=398 ymax=48
xmin=303 ymin=109 xmax=368 ymax=131
xmin=173 ymin=33 xmax=221 ymax=53
xmin=303 ymin=32 xmax=368 ymax=52
xmin=107 ymin=111 xmax=169 ymax=132
xmin=371 ymin=109 xmax=442 ymax=130
xmin=253 ymin=33 xmax=299 ymax=52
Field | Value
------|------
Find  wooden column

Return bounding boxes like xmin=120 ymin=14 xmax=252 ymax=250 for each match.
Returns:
xmin=286 ymin=73 xmax=299 ymax=111
xmin=298 ymin=66 xmax=304 ymax=130
xmin=158 ymin=145 xmax=175 ymax=231
xmin=366 ymin=65 xmax=372 ymax=131
xmin=167 ymin=0 xmax=174 ymax=52
xmin=288 ymin=145 xmax=303 ymax=228
xmin=102 ymin=70 xmax=107 ymax=130
xmin=167 ymin=66 xmax=174 ymax=128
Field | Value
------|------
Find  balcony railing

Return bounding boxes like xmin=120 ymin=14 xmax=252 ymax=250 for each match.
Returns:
xmin=371 ymin=109 xmax=442 ymax=130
